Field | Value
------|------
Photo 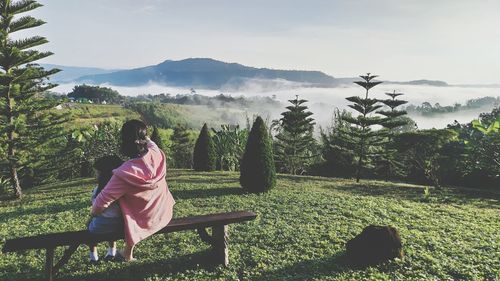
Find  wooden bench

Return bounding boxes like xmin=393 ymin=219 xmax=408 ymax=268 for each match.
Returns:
xmin=2 ymin=210 xmax=257 ymax=281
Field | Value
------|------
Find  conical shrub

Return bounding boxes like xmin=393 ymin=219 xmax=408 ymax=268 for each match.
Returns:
xmin=240 ymin=116 xmax=276 ymax=193
xmin=150 ymin=126 xmax=165 ymax=151
xmin=193 ymin=123 xmax=216 ymax=171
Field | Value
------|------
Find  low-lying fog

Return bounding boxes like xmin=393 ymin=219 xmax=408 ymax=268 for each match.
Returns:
xmin=54 ymin=81 xmax=500 ymax=130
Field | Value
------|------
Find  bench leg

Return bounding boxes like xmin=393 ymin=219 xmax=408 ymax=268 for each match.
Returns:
xmin=53 ymin=244 xmax=79 ymax=276
xmin=45 ymin=247 xmax=55 ymax=281
xmin=212 ymin=225 xmax=229 ymax=266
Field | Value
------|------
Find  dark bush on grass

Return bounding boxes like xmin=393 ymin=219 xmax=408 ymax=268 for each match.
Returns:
xmin=240 ymin=116 xmax=276 ymax=193
xmin=193 ymin=123 xmax=216 ymax=171
xmin=346 ymin=225 xmax=403 ymax=267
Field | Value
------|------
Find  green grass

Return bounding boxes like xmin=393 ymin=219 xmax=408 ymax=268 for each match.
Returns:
xmin=63 ymin=103 xmax=251 ymax=130
xmin=0 ymin=171 xmax=498 ymax=280
xmin=59 ymin=104 xmax=141 ymax=128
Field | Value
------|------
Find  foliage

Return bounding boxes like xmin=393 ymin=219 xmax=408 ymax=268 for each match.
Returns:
xmin=67 ymin=84 xmax=122 ymax=104
xmin=58 ymin=104 xmax=140 ymax=129
xmin=0 ymin=170 xmax=498 ymax=280
xmin=0 ymin=0 xmax=66 ymax=197
xmin=405 ymin=96 xmax=500 ymax=116
xmin=394 ymin=129 xmax=457 ymax=188
xmin=375 ymin=91 xmax=409 ymax=180
xmin=420 ymin=186 xmax=432 ymax=202
xmin=467 ymin=111 xmax=500 ymax=185
xmin=341 ymin=74 xmax=386 ymax=182
xmin=441 ymin=107 xmax=500 ymax=189
xmin=170 ymin=124 xmax=194 ymax=169
xmin=132 ymin=93 xmax=281 ymax=109
xmin=0 ymin=176 xmax=9 ymax=196
xmin=193 ymin=123 xmax=216 ymax=171
xmin=126 ymin=101 xmax=264 ymax=130
xmin=471 ymin=114 xmax=500 ymax=135
xmin=240 ymin=116 xmax=276 ymax=193
xmin=479 ymin=106 xmax=500 ymax=125
xmin=126 ymin=103 xmax=189 ymax=129
xmin=57 ymin=122 xmax=122 ymax=179
xmin=150 ymin=126 xmax=165 ymax=151
xmin=211 ymin=125 xmax=248 ymax=171
xmin=377 ymin=91 xmax=409 ymax=131
xmin=314 ymin=109 xmax=356 ymax=177
xmin=273 ymin=96 xmax=317 ymax=175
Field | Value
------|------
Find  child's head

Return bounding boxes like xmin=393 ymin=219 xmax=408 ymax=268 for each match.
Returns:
xmin=93 ymin=155 xmax=124 ymax=194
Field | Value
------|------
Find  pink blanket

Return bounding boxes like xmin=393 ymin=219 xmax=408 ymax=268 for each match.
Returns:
xmin=92 ymin=140 xmax=175 ymax=246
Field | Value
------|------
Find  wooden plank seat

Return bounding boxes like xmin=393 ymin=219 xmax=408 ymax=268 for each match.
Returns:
xmin=2 ymin=211 xmax=257 ymax=281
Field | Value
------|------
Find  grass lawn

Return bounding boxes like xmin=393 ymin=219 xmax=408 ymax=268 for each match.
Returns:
xmin=59 ymin=104 xmax=141 ymax=128
xmin=0 ymin=170 xmax=498 ymax=280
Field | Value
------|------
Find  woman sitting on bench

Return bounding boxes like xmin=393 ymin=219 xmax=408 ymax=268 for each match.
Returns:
xmin=91 ymin=120 xmax=176 ymax=261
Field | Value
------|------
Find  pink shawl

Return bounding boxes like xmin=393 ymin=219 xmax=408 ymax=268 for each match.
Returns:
xmin=92 ymin=140 xmax=175 ymax=246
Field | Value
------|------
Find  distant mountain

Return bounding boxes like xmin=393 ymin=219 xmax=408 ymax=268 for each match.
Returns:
xmin=76 ymin=58 xmax=338 ymax=89
xmin=386 ymin=79 xmax=449 ymax=87
xmin=319 ymin=77 xmax=451 ymax=87
xmin=45 ymin=59 xmax=460 ymax=90
xmin=452 ymin=83 xmax=500 ymax=88
xmin=41 ymin=64 xmax=121 ymax=83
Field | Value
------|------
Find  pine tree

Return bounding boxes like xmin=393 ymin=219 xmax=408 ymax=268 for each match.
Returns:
xmin=150 ymin=126 xmax=164 ymax=151
xmin=274 ymin=96 xmax=316 ymax=175
xmin=193 ymin=123 xmax=216 ymax=171
xmin=342 ymin=73 xmax=386 ymax=182
xmin=240 ymin=116 xmax=276 ymax=193
xmin=320 ymin=109 xmax=357 ymax=177
xmin=376 ymin=91 xmax=409 ymax=180
xmin=0 ymin=0 xmax=63 ymax=198
xmin=378 ymin=91 xmax=409 ymax=131
xmin=171 ymin=123 xmax=193 ymax=168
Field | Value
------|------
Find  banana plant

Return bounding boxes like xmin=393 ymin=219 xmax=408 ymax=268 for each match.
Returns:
xmin=469 ymin=114 xmax=500 ymax=171
xmin=211 ymin=125 xmax=248 ymax=171
xmin=471 ymin=114 xmax=500 ymax=135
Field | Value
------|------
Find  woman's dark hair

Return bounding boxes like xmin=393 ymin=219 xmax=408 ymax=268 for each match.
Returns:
xmin=93 ymin=155 xmax=124 ymax=195
xmin=120 ymin=119 xmax=148 ymax=158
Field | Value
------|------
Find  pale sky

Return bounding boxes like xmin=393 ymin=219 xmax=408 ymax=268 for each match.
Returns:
xmin=25 ymin=0 xmax=500 ymax=84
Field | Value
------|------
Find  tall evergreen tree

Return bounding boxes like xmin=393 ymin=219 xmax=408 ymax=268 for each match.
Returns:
xmin=150 ymin=126 xmax=164 ymax=150
xmin=342 ymin=73 xmax=386 ymax=182
xmin=378 ymin=91 xmax=409 ymax=131
xmin=376 ymin=91 xmax=409 ymax=180
xmin=274 ymin=96 xmax=317 ymax=175
xmin=171 ymin=123 xmax=194 ymax=168
xmin=319 ymin=109 xmax=357 ymax=177
xmin=193 ymin=123 xmax=216 ymax=171
xmin=240 ymin=116 xmax=276 ymax=193
xmin=0 ymin=0 xmax=63 ymax=197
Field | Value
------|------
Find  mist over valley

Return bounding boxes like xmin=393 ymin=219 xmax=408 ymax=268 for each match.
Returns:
xmin=53 ymin=80 xmax=500 ymax=130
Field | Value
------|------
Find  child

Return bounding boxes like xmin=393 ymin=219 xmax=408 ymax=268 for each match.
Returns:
xmin=87 ymin=155 xmax=124 ymax=263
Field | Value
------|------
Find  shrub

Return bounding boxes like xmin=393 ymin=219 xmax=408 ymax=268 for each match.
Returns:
xmin=171 ymin=124 xmax=194 ymax=168
xmin=273 ymin=96 xmax=317 ymax=175
xmin=212 ymin=125 xmax=248 ymax=171
xmin=193 ymin=123 xmax=216 ymax=171
xmin=240 ymin=116 xmax=276 ymax=193
xmin=150 ymin=126 xmax=165 ymax=151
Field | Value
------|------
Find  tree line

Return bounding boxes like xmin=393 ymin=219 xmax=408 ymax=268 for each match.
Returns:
xmin=188 ymin=74 xmax=500 ymax=190
xmin=1 ymin=0 xmax=498 ymax=198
